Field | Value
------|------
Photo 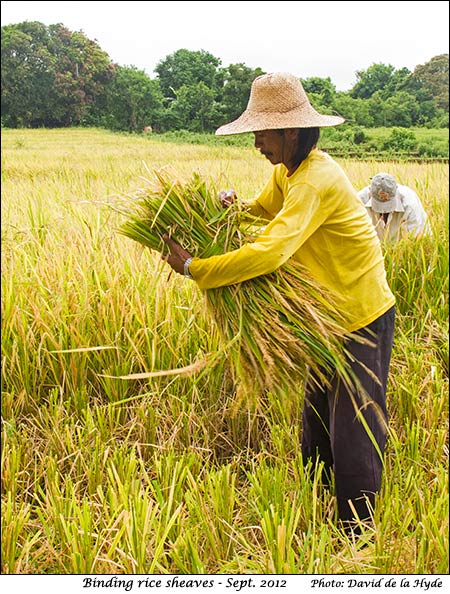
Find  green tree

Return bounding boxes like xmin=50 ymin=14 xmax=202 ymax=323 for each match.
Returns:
xmin=383 ymin=91 xmax=420 ymax=127
xmin=105 ymin=65 xmax=164 ymax=131
xmin=163 ymin=81 xmax=221 ymax=132
xmin=351 ymin=63 xmax=410 ymax=100
xmin=55 ymin=27 xmax=115 ymax=125
xmin=155 ymin=48 xmax=221 ymax=101
xmin=302 ymin=76 xmax=337 ymax=105
xmin=1 ymin=21 xmax=114 ymax=127
xmin=334 ymin=93 xmax=374 ymax=127
xmin=412 ymin=54 xmax=449 ymax=111
xmin=1 ymin=22 xmax=55 ymax=126
xmin=218 ymin=63 xmax=265 ymax=122
xmin=366 ymin=91 xmax=388 ymax=127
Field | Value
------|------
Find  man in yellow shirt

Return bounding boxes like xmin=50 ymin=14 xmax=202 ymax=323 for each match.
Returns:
xmin=162 ymin=72 xmax=395 ymax=534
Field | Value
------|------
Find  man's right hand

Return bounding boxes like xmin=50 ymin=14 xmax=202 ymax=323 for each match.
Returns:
xmin=218 ymin=189 xmax=237 ymax=208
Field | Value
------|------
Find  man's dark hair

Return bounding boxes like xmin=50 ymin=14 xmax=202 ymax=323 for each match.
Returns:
xmin=277 ymin=127 xmax=320 ymax=168
xmin=295 ymin=127 xmax=320 ymax=164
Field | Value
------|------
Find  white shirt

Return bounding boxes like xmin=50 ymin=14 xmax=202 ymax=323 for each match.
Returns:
xmin=357 ymin=184 xmax=430 ymax=242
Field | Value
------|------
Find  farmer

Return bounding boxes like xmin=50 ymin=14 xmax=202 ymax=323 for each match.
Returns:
xmin=161 ymin=72 xmax=396 ymax=534
xmin=358 ymin=172 xmax=430 ymax=242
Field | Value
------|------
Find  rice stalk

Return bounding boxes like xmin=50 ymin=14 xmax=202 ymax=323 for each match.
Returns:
xmin=119 ymin=168 xmax=353 ymax=395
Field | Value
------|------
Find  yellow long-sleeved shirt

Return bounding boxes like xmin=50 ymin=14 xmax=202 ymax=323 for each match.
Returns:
xmin=189 ymin=149 xmax=395 ymax=332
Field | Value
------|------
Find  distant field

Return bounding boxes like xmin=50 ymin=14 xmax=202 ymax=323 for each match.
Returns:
xmin=363 ymin=126 xmax=449 ymax=144
xmin=364 ymin=126 xmax=449 ymax=155
xmin=1 ymin=128 xmax=448 ymax=574
xmin=145 ymin=126 xmax=449 ymax=160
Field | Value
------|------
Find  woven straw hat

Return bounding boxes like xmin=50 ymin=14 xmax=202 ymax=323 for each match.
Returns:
xmin=216 ymin=72 xmax=345 ymax=136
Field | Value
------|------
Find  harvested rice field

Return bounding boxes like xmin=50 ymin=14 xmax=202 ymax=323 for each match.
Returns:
xmin=1 ymin=128 xmax=448 ymax=575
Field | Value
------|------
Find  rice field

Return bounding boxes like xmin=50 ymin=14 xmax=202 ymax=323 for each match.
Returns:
xmin=1 ymin=128 xmax=448 ymax=575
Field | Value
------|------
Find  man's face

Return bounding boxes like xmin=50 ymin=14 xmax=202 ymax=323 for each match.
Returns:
xmin=376 ymin=191 xmax=392 ymax=202
xmin=253 ymin=130 xmax=285 ymax=165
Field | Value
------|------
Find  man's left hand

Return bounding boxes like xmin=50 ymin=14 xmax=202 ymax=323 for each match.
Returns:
xmin=162 ymin=234 xmax=192 ymax=275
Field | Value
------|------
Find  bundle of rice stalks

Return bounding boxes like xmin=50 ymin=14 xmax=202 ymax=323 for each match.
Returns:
xmin=119 ymin=168 xmax=353 ymax=394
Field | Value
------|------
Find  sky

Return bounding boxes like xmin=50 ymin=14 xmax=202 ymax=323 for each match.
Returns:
xmin=1 ymin=0 xmax=449 ymax=91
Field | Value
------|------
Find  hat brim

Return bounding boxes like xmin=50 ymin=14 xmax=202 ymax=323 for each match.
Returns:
xmin=215 ymin=106 xmax=345 ymax=136
xmin=368 ymin=195 xmax=404 ymax=214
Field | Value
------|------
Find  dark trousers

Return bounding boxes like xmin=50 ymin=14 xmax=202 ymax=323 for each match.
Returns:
xmin=302 ymin=306 xmax=395 ymax=528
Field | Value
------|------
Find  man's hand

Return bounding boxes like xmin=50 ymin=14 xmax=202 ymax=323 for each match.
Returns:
xmin=218 ymin=189 xmax=237 ymax=208
xmin=162 ymin=234 xmax=193 ymax=276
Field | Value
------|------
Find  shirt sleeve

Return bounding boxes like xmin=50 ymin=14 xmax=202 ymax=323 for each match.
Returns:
xmin=243 ymin=168 xmax=285 ymax=219
xmin=189 ymin=181 xmax=327 ymax=290
xmin=400 ymin=188 xmax=429 ymax=236
xmin=358 ymin=187 xmax=370 ymax=205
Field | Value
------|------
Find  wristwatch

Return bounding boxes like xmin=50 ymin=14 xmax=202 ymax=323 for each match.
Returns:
xmin=183 ymin=257 xmax=193 ymax=279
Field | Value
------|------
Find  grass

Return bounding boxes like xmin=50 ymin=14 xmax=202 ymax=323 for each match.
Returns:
xmin=1 ymin=128 xmax=448 ymax=574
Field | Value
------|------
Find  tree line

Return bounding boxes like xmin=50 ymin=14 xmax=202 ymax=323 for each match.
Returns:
xmin=1 ymin=21 xmax=448 ymax=133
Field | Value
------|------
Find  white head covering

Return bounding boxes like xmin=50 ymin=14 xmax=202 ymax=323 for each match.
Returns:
xmin=369 ymin=173 xmax=403 ymax=213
